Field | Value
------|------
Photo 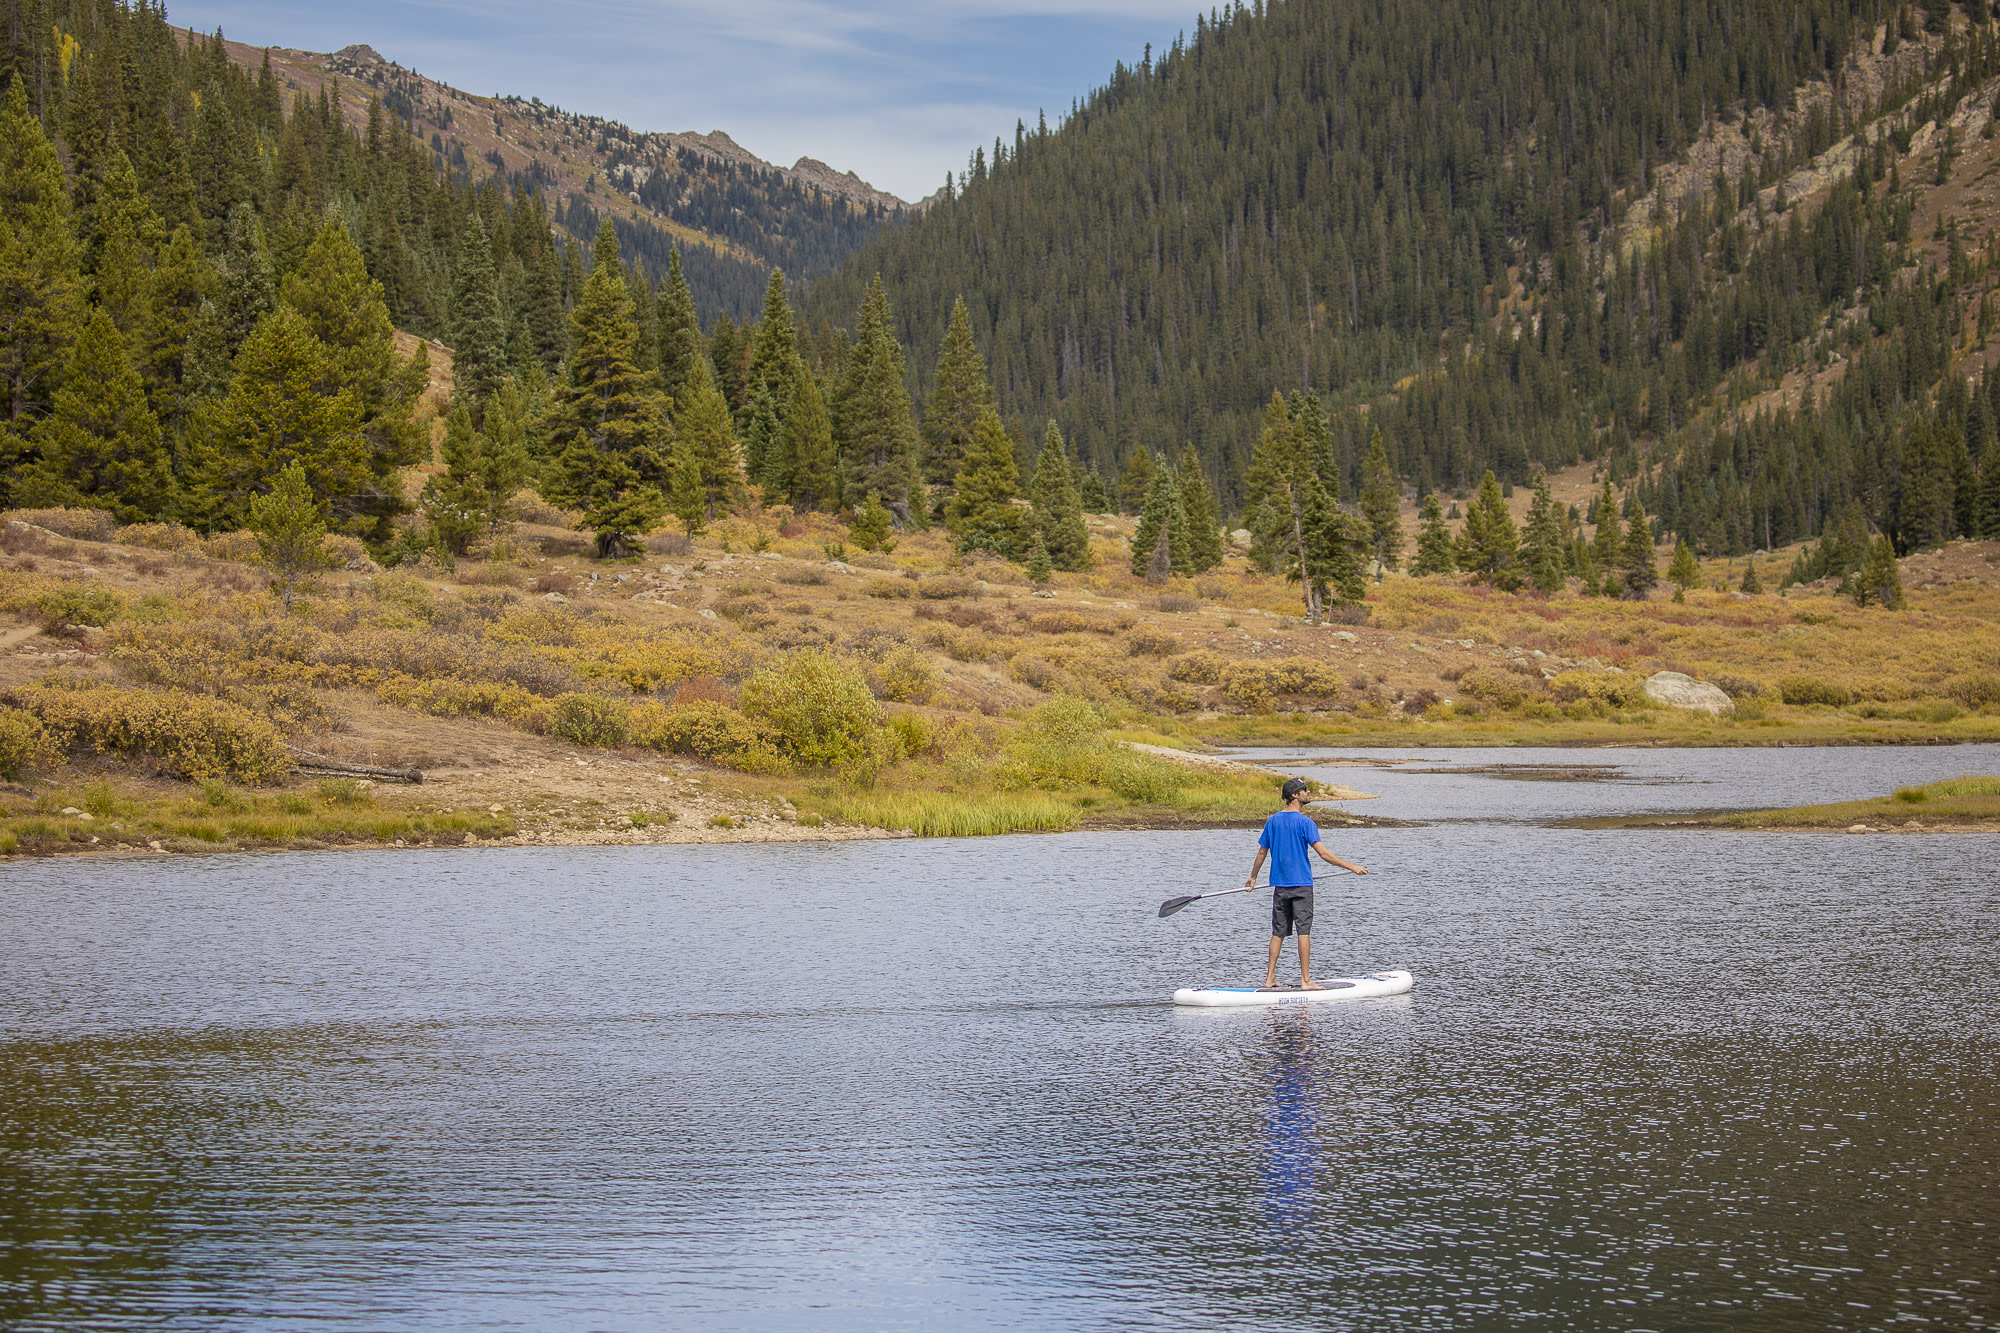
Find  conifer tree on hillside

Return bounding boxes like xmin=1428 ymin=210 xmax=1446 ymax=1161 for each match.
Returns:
xmin=1667 ymin=537 xmax=1700 ymax=599
xmin=85 ymin=148 xmax=162 ymax=345
xmin=922 ymin=296 xmax=995 ymax=486
xmin=1358 ymin=429 xmax=1403 ymax=571
xmin=1301 ymin=475 xmax=1368 ymax=611
xmin=1853 ymin=535 xmax=1907 ymax=608
xmin=1130 ymin=457 xmax=1190 ymax=581
xmin=215 ymin=206 xmax=275 ymax=359
xmin=541 ymin=225 xmax=672 ymax=556
xmin=835 ymin=277 xmax=920 ymax=525
xmin=1410 ymin=493 xmax=1457 ymax=575
xmin=181 ymin=305 xmax=369 ymax=531
xmin=849 ymin=490 xmax=893 ymax=552
xmin=1117 ymin=447 xmax=1155 ymax=514
xmin=141 ymin=224 xmax=212 ymax=432
xmin=1523 ymin=474 xmax=1566 ymax=592
xmin=708 ymin=310 xmax=748 ymax=411
xmin=1621 ymin=500 xmax=1660 ymax=597
xmin=451 ymin=214 xmax=507 ymax=408
xmin=624 ymin=263 xmax=658 ymax=377
xmin=669 ymin=433 xmax=705 ymax=536
xmin=418 ymin=404 xmax=490 ymax=555
xmin=0 ymin=73 xmax=81 ymax=427
xmin=14 ymin=307 xmax=172 ymax=521
xmin=1739 ymin=557 xmax=1764 ymax=594
xmin=1591 ymin=477 xmax=1624 ymax=592
xmin=1242 ymin=393 xmax=1321 ymax=600
xmin=1025 ymin=530 xmax=1053 ymax=585
xmin=740 ymin=383 xmax=780 ymax=490
xmin=1175 ymin=450 xmax=1225 ymax=573
xmin=248 ymin=459 xmax=331 ymax=613
xmin=779 ymin=369 xmax=836 ymax=513
xmin=947 ymin=407 xmax=1030 ymax=558
xmin=1079 ymin=469 xmax=1110 ymax=514
xmin=1028 ymin=422 xmax=1091 ymax=572
xmin=655 ymin=248 xmax=706 ymax=405
xmin=673 ymin=356 xmax=746 ymax=521
xmin=743 ymin=267 xmax=799 ymax=427
xmin=1456 ymin=471 xmax=1520 ymax=589
xmin=279 ymin=220 xmax=428 ymax=541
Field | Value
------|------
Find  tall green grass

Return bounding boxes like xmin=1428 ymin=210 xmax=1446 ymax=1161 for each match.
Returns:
xmin=817 ymin=790 xmax=1080 ymax=837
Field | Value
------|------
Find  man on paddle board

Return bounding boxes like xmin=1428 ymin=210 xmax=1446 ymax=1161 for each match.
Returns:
xmin=1246 ymin=777 xmax=1366 ymax=990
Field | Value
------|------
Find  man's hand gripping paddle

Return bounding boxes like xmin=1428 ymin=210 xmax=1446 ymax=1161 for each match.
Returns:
xmin=1157 ymin=870 xmax=1358 ymax=919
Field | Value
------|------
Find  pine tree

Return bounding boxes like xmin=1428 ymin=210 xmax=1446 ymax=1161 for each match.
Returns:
xmin=1739 ymin=557 xmax=1764 ymax=594
xmin=668 ymin=432 xmax=705 ymax=536
xmin=476 ymin=378 xmax=536 ymax=537
xmin=1456 ymin=472 xmax=1520 ymax=589
xmin=540 ymin=224 xmax=671 ymax=556
xmin=1028 ymin=423 xmax=1091 ymax=571
xmin=656 ymin=248 xmax=706 ymax=404
xmin=674 ymin=356 xmax=746 ymax=520
xmin=1302 ymin=475 xmax=1368 ymax=610
xmin=835 ymin=277 xmax=920 ymax=524
xmin=1667 ymin=538 xmax=1700 ymax=600
xmin=780 ymin=369 xmax=836 ymax=513
xmin=0 ymin=73 xmax=82 ymax=424
xmin=1853 ymin=535 xmax=1906 ymax=608
xmin=182 ymin=305 xmax=369 ymax=532
xmin=1129 ymin=457 xmax=1190 ymax=579
xmin=922 ymin=296 xmax=995 ymax=485
xmin=1591 ymin=477 xmax=1624 ymax=593
xmin=1118 ymin=447 xmax=1156 ymax=513
xmin=849 ymin=490 xmax=893 ymax=552
xmin=451 ymin=214 xmax=507 ymax=407
xmin=1523 ymin=474 xmax=1566 ymax=592
xmin=15 ymin=308 xmax=172 ymax=521
xmin=141 ymin=225 xmax=211 ymax=433
xmin=1079 ymin=469 xmax=1111 ymax=513
xmin=1175 ymin=450 xmax=1225 ymax=573
xmin=216 ymin=205 xmax=275 ymax=358
xmin=418 ymin=404 xmax=490 ymax=555
xmin=249 ymin=459 xmax=332 ymax=612
xmin=946 ymin=407 xmax=1030 ymax=558
xmin=1409 ymin=493 xmax=1457 ymax=575
xmin=1622 ymin=500 xmax=1660 ymax=597
xmin=1025 ymin=531 xmax=1053 ymax=584
xmin=1358 ymin=428 xmax=1403 ymax=570
xmin=85 ymin=148 xmax=162 ymax=346
xmin=743 ymin=267 xmax=799 ymax=426
xmin=280 ymin=220 xmax=428 ymax=542
xmin=740 ymin=383 xmax=781 ymax=490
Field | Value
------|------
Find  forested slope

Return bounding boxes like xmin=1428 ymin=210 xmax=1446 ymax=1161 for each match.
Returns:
xmin=804 ymin=0 xmax=2000 ymax=560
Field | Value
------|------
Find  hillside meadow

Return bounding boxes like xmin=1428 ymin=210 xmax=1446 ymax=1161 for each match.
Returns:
xmin=0 ymin=501 xmax=1995 ymax=857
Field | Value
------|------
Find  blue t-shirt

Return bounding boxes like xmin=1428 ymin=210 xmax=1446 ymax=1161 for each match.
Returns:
xmin=1258 ymin=810 xmax=1321 ymax=887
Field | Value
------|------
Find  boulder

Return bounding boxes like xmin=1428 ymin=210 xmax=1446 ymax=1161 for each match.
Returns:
xmin=1642 ymin=671 xmax=1734 ymax=715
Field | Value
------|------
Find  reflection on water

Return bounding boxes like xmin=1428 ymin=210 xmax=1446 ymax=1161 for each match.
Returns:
xmin=1260 ymin=1016 xmax=1318 ymax=1242
xmin=2 ymin=747 xmax=1996 ymax=1330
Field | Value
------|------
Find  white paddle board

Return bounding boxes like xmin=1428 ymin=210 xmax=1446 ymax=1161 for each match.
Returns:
xmin=1172 ymin=969 xmax=1413 ymax=1007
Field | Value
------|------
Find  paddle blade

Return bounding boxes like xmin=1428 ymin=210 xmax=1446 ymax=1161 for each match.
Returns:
xmin=1157 ymin=894 xmax=1202 ymax=918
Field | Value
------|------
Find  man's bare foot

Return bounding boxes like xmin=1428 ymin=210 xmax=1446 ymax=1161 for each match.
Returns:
xmin=1300 ymin=980 xmax=1324 ymax=991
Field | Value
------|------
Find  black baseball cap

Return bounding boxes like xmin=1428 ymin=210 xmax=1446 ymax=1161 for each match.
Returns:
xmin=1281 ymin=777 xmax=1310 ymax=800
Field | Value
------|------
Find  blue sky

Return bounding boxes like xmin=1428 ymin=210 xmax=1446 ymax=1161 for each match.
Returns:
xmin=164 ymin=0 xmax=1200 ymax=202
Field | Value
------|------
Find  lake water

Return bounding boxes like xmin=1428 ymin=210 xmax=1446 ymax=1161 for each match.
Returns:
xmin=3 ymin=746 xmax=1997 ymax=1331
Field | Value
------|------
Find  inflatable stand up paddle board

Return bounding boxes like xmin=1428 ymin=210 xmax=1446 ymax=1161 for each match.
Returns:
xmin=1173 ymin=969 xmax=1413 ymax=1007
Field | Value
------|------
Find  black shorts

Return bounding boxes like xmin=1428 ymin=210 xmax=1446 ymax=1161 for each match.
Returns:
xmin=1271 ymin=886 xmax=1315 ymax=937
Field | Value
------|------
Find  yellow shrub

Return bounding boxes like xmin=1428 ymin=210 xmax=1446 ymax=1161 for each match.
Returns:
xmin=0 ymin=706 xmax=57 ymax=779
xmin=1458 ymin=668 xmax=1546 ymax=710
xmin=376 ymin=676 xmax=538 ymax=719
xmin=1219 ymin=656 xmax=1343 ymax=710
xmin=10 ymin=677 xmax=288 ymax=783
xmin=1167 ymin=650 xmax=1226 ymax=684
xmin=204 ymin=530 xmax=260 ymax=563
xmin=1547 ymin=670 xmax=1644 ymax=707
xmin=876 ymin=645 xmax=941 ymax=704
xmin=2 ymin=507 xmax=116 ymax=540
xmin=739 ymin=650 xmax=881 ymax=768
xmin=116 ymin=521 xmax=203 ymax=554
xmin=862 ymin=576 xmax=912 ymax=599
xmin=631 ymin=700 xmax=783 ymax=770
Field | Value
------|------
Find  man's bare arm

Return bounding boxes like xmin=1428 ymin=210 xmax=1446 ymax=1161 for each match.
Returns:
xmin=1314 ymin=844 xmax=1367 ymax=874
xmin=1244 ymin=847 xmax=1269 ymax=888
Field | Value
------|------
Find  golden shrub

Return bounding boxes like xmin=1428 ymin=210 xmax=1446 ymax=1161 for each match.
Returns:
xmin=376 ymin=676 xmax=538 ymax=719
xmin=876 ymin=645 xmax=941 ymax=704
xmin=1218 ymin=656 xmax=1344 ymax=710
xmin=0 ymin=706 xmax=56 ymax=779
xmin=1458 ymin=668 xmax=1546 ymax=710
xmin=2 ymin=507 xmax=117 ymax=541
xmin=919 ymin=622 xmax=995 ymax=662
xmin=1167 ymin=650 xmax=1226 ymax=684
xmin=203 ymin=530 xmax=260 ymax=563
xmin=116 ymin=521 xmax=203 ymax=554
xmin=739 ymin=650 xmax=881 ymax=768
xmin=9 ymin=677 xmax=288 ymax=783
xmin=862 ymin=576 xmax=912 ymax=599
xmin=1546 ymin=670 xmax=1645 ymax=708
xmin=1126 ymin=627 xmax=1180 ymax=656
xmin=915 ymin=575 xmax=979 ymax=599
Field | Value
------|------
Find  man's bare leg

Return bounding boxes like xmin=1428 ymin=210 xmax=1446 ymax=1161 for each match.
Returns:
xmin=1299 ymin=934 xmax=1322 ymax=989
xmin=1263 ymin=936 xmax=1284 ymax=988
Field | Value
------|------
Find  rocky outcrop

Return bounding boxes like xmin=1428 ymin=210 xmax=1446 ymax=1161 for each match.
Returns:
xmin=1643 ymin=671 xmax=1735 ymax=715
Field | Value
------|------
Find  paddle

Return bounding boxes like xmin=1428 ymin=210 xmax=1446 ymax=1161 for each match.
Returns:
xmin=1157 ymin=870 xmax=1358 ymax=918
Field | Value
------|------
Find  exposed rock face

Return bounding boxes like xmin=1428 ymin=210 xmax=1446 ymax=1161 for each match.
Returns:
xmin=1643 ymin=671 xmax=1735 ymax=715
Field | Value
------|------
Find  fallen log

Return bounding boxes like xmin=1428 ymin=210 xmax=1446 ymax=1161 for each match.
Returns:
xmin=285 ymin=745 xmax=424 ymax=784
